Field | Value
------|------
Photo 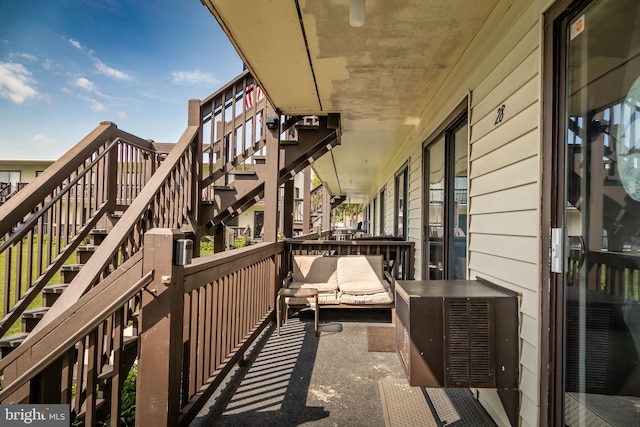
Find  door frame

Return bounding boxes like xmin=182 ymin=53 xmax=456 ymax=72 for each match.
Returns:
xmin=420 ymin=98 xmax=468 ymax=280
xmin=542 ymin=0 xmax=590 ymax=424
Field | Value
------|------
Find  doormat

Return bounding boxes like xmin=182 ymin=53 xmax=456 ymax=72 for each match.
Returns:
xmin=366 ymin=326 xmax=396 ymax=352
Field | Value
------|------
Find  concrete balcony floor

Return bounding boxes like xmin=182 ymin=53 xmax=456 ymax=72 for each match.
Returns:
xmin=190 ymin=309 xmax=496 ymax=427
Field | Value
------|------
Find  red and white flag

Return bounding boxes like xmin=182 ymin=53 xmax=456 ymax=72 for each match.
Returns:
xmin=245 ymin=83 xmax=263 ymax=109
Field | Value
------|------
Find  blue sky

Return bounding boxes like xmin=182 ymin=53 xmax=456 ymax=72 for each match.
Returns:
xmin=0 ymin=0 xmax=242 ymax=160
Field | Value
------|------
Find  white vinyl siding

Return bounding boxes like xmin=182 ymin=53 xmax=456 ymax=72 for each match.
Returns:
xmin=366 ymin=1 xmax=549 ymax=424
xmin=467 ymin=6 xmax=542 ymax=426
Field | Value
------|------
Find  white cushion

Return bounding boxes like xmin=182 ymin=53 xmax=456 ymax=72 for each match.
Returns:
xmin=289 ymin=281 xmax=338 ymax=293
xmin=339 ymin=289 xmax=393 ymax=304
xmin=287 ymin=292 xmax=340 ymax=305
xmin=337 ymin=255 xmax=387 ymax=295
xmin=292 ymin=255 xmax=338 ymax=289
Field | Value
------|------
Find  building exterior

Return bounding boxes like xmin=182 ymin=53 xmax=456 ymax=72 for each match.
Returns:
xmin=202 ymin=0 xmax=640 ymax=425
xmin=0 ymin=160 xmax=53 ymax=201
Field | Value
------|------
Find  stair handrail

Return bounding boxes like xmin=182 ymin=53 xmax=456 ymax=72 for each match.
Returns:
xmin=0 ymin=122 xmax=160 ymax=337
xmin=27 ymin=124 xmax=199 ymax=337
xmin=0 ymin=139 xmax=118 ymax=253
xmin=0 ymin=252 xmax=149 ymax=397
xmin=0 ymin=122 xmax=154 ymax=238
xmin=200 ymin=71 xmax=269 ymax=195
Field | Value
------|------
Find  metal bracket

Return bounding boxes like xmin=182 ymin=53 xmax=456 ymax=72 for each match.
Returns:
xmin=143 ymin=286 xmax=158 ymax=298
xmin=551 ymin=228 xmax=565 ymax=273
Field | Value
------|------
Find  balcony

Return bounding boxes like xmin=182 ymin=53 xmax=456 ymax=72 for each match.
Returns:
xmin=0 ymin=232 xmax=491 ymax=426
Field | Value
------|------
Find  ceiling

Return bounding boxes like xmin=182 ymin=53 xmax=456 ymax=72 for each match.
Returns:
xmin=201 ymin=0 xmax=498 ymax=201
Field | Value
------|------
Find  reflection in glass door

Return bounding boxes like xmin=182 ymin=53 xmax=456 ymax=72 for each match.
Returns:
xmin=563 ymin=0 xmax=640 ymax=424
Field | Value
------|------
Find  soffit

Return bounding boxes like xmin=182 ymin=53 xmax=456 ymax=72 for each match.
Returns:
xmin=202 ymin=0 xmax=498 ymax=199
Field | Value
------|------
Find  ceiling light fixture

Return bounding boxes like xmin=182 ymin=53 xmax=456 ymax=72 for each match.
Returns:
xmin=349 ymin=0 xmax=365 ymax=27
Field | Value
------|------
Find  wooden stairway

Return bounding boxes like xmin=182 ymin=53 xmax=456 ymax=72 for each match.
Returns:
xmin=201 ymin=114 xmax=341 ymax=227
xmin=0 ymin=221 xmax=132 ymax=353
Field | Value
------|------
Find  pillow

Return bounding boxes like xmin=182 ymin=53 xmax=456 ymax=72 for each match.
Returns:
xmin=337 ymin=255 xmax=387 ymax=295
xmin=292 ymin=255 xmax=338 ymax=288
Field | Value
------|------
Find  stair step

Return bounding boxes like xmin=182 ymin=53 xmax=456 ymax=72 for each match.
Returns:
xmin=22 ymin=307 xmax=49 ymax=333
xmin=296 ymin=117 xmax=320 ymax=128
xmin=77 ymin=245 xmax=98 ymax=264
xmin=61 ymin=264 xmax=83 ymax=284
xmin=90 ymin=229 xmax=109 ymax=245
xmin=280 ymin=139 xmax=298 ymax=145
xmin=230 ymin=173 xmax=257 ymax=183
xmin=0 ymin=332 xmax=29 ymax=357
xmin=43 ymin=284 xmax=68 ymax=307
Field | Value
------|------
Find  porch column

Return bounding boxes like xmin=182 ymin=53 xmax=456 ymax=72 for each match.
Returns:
xmin=263 ymin=110 xmax=280 ymax=242
xmin=188 ymin=98 xmax=202 ymax=255
xmin=322 ymin=185 xmax=331 ymax=232
xmin=302 ymin=166 xmax=311 ymax=234
xmin=283 ymin=177 xmax=294 ymax=238
xmin=136 ymin=228 xmax=185 ymax=427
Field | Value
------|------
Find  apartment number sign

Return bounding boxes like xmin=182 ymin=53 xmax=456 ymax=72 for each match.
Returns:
xmin=495 ymin=104 xmax=506 ymax=125
xmin=617 ymin=76 xmax=640 ymax=202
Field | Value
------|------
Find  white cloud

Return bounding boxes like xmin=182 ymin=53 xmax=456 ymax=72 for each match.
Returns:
xmin=68 ymin=38 xmax=82 ymax=50
xmin=42 ymin=59 xmax=53 ymax=70
xmin=88 ymin=98 xmax=106 ymax=112
xmin=94 ymin=59 xmax=131 ymax=81
xmin=0 ymin=61 xmax=37 ymax=103
xmin=14 ymin=53 xmax=38 ymax=62
xmin=171 ymin=70 xmax=218 ymax=86
xmin=33 ymin=133 xmax=55 ymax=147
xmin=75 ymin=76 xmax=96 ymax=92
xmin=117 ymin=111 xmax=128 ymax=119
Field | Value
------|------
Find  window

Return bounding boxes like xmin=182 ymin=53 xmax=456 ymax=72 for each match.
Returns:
xmin=423 ymin=110 xmax=467 ymax=280
xmin=0 ymin=170 xmax=20 ymax=195
xmin=371 ymin=197 xmax=377 ymax=236
xmin=394 ymin=163 xmax=409 ymax=239
xmin=379 ymin=187 xmax=386 ymax=235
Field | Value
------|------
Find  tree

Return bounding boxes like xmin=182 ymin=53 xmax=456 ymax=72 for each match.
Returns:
xmin=334 ymin=203 xmax=362 ymax=226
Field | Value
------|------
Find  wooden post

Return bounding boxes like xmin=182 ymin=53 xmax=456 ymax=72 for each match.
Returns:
xmin=303 ymin=167 xmax=311 ymax=235
xmin=136 ymin=229 xmax=185 ymax=427
xmin=106 ymin=124 xmax=119 ymax=212
xmin=189 ymin=99 xmax=203 ymax=255
xmin=283 ymin=178 xmax=294 ymax=238
xmin=263 ymin=109 xmax=280 ymax=242
xmin=322 ymin=185 xmax=331 ymax=232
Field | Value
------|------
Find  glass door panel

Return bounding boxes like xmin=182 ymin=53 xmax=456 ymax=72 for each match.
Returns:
xmin=452 ymin=122 xmax=468 ymax=279
xmin=563 ymin=0 xmax=640 ymax=424
xmin=427 ymin=137 xmax=445 ymax=279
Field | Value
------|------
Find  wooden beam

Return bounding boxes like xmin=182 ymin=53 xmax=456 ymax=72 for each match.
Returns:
xmin=282 ymin=178 xmax=294 ymax=238
xmin=303 ymin=167 xmax=311 ymax=234
xmin=263 ymin=108 xmax=280 ymax=242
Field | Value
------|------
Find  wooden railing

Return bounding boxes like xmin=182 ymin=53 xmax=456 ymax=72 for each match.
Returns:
xmin=200 ymin=70 xmax=269 ymax=199
xmin=286 ymin=239 xmax=415 ymax=280
xmin=31 ymin=121 xmax=199 ymax=334
xmin=0 ymin=113 xmax=201 ymax=422
xmin=0 ymin=252 xmax=148 ymax=422
xmin=177 ymin=240 xmax=285 ymax=424
xmin=568 ymin=249 xmax=640 ymax=300
xmin=0 ymin=228 xmax=285 ymax=426
xmin=0 ymin=122 xmax=161 ymax=336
